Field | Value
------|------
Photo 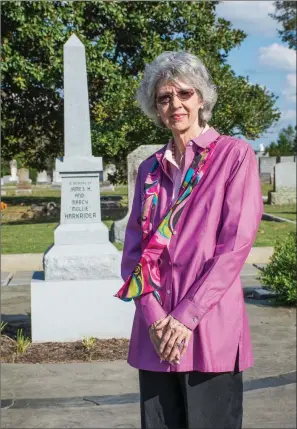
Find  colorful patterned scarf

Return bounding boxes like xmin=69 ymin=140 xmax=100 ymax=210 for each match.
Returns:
xmin=115 ymin=137 xmax=219 ymax=303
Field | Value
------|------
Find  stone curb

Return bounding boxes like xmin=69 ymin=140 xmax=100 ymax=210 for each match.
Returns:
xmin=1 ymin=272 xmax=13 ymax=287
xmin=1 ymin=247 xmax=274 ymax=272
xmin=262 ymin=213 xmax=296 ymax=224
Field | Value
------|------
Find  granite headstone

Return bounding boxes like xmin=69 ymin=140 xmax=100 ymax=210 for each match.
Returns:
xmin=269 ymin=162 xmax=296 ymax=205
xmin=259 ymin=156 xmax=277 ymax=183
xmin=112 ymin=144 xmax=163 ymax=243
xmin=16 ymin=168 xmax=32 ymax=194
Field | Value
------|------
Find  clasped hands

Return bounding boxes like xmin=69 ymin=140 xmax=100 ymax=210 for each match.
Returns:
xmin=149 ymin=315 xmax=192 ymax=364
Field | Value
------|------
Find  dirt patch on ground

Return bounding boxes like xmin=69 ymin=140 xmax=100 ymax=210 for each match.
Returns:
xmin=1 ymin=320 xmax=129 ymax=364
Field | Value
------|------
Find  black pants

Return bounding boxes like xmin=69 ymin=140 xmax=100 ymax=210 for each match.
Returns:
xmin=139 ymin=351 xmax=243 ymax=429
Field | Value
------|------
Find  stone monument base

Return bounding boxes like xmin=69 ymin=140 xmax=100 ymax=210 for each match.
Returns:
xmin=54 ymin=223 xmax=109 ymax=245
xmin=31 ymin=272 xmax=133 ymax=342
xmin=16 ymin=182 xmax=32 ymax=195
xmin=269 ymin=191 xmax=296 ymax=205
xmin=44 ymin=242 xmax=121 ymax=281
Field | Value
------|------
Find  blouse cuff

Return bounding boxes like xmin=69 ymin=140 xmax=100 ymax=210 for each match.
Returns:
xmin=170 ymin=298 xmax=200 ymax=331
xmin=135 ymin=293 xmax=167 ymax=328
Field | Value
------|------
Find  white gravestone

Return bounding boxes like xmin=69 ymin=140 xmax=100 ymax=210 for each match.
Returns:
xmin=280 ymin=156 xmax=295 ymax=163
xmin=113 ymin=145 xmax=163 ymax=243
xmin=103 ymin=163 xmax=116 ymax=182
xmin=1 ymin=177 xmax=6 ymax=195
xmin=31 ymin=35 xmax=133 ymax=342
xmin=52 ymin=169 xmax=62 ymax=187
xmin=16 ymin=168 xmax=32 ymax=194
xmin=269 ymin=162 xmax=296 ymax=205
xmin=9 ymin=159 xmax=18 ymax=183
xmin=36 ymin=170 xmax=51 ymax=184
xmin=259 ymin=156 xmax=277 ymax=183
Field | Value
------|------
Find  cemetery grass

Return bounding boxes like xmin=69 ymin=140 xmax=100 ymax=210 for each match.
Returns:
xmin=263 ymin=203 xmax=296 ymax=221
xmin=261 ymin=182 xmax=273 ymax=196
xmin=1 ymin=186 xmax=296 ymax=252
xmin=1 ymin=186 xmax=127 ymax=253
xmin=2 ymin=218 xmax=296 ymax=253
xmin=254 ymin=220 xmax=296 ymax=247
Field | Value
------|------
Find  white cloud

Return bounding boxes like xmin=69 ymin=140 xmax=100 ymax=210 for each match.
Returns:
xmin=282 ymin=73 xmax=296 ymax=102
xmin=216 ymin=1 xmax=277 ymax=36
xmin=281 ymin=109 xmax=296 ymax=122
xmin=286 ymin=73 xmax=296 ymax=89
xmin=258 ymin=43 xmax=296 ymax=70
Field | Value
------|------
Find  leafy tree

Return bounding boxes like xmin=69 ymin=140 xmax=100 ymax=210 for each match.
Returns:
xmin=265 ymin=125 xmax=296 ymax=156
xmin=2 ymin=1 xmax=280 ymax=182
xmin=271 ymin=1 xmax=297 ymax=50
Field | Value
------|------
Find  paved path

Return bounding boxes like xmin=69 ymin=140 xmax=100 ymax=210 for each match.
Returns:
xmin=1 ymin=265 xmax=296 ymax=428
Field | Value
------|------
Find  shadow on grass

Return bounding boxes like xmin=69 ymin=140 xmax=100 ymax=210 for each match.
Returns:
xmin=2 ymin=217 xmax=60 ymax=226
xmin=2 ymin=196 xmax=61 ymax=206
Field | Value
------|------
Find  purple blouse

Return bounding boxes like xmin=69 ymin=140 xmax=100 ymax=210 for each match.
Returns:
xmin=121 ymin=128 xmax=263 ymax=372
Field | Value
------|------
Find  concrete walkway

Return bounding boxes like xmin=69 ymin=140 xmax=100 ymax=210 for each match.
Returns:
xmin=1 ymin=301 xmax=296 ymax=428
xmin=1 ymin=265 xmax=296 ymax=428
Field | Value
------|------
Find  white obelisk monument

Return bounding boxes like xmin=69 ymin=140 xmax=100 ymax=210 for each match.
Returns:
xmin=31 ymin=35 xmax=133 ymax=342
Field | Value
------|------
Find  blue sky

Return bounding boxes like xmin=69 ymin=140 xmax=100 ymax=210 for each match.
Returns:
xmin=215 ymin=1 xmax=296 ymax=150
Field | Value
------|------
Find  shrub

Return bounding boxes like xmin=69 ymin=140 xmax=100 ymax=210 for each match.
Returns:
xmin=259 ymin=232 xmax=296 ymax=305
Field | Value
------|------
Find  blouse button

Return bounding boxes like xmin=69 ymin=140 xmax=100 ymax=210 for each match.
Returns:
xmin=193 ymin=317 xmax=198 ymax=323
xmin=166 ymin=290 xmax=171 ymax=295
xmin=172 ymin=231 xmax=177 ymax=235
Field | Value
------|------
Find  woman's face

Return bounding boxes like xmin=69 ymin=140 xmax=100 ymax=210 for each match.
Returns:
xmin=155 ymin=80 xmax=204 ymax=134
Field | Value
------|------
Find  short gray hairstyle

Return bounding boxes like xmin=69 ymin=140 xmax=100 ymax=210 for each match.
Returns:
xmin=136 ymin=51 xmax=217 ymax=128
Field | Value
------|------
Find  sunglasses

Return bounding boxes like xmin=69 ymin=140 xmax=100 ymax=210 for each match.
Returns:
xmin=156 ymin=89 xmax=195 ymax=105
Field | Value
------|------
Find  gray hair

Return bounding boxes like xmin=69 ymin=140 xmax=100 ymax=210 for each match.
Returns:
xmin=136 ymin=51 xmax=217 ymax=128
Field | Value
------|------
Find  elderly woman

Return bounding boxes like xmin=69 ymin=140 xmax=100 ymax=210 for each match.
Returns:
xmin=115 ymin=51 xmax=263 ymax=429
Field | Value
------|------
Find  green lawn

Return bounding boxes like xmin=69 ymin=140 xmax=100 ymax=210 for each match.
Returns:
xmin=261 ymin=182 xmax=273 ymax=197
xmin=1 ymin=185 xmax=127 ymax=253
xmin=1 ymin=218 xmax=295 ymax=254
xmin=263 ymin=203 xmax=296 ymax=221
xmin=1 ymin=184 xmax=296 ymax=253
xmin=1 ymin=221 xmax=124 ymax=253
xmin=254 ymin=220 xmax=296 ymax=247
